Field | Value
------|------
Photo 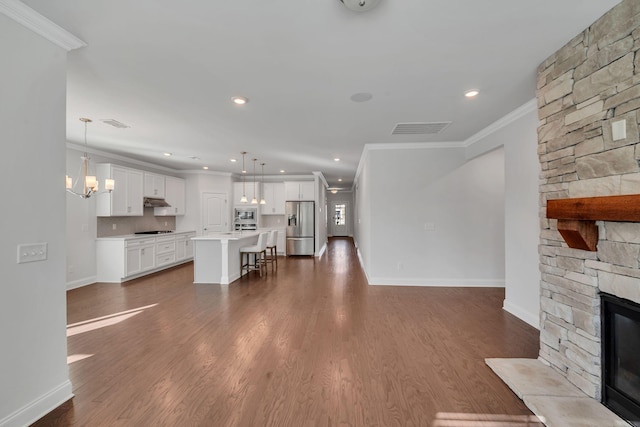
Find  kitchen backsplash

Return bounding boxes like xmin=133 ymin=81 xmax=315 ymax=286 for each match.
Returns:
xmin=97 ymin=208 xmax=176 ymax=237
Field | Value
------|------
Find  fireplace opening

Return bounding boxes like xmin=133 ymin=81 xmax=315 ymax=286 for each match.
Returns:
xmin=602 ymin=293 xmax=640 ymax=427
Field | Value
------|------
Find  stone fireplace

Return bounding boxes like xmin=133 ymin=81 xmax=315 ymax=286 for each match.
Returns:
xmin=537 ymin=0 xmax=640 ymax=421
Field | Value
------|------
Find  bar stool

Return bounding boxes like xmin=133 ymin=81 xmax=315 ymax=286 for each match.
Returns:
xmin=240 ymin=232 xmax=268 ymax=278
xmin=263 ymin=229 xmax=278 ymax=271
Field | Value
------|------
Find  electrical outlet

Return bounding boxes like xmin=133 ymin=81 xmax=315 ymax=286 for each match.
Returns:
xmin=17 ymin=243 xmax=48 ymax=264
xmin=164 ymin=221 xmax=168 ymax=226
xmin=112 ymin=224 xmax=117 ymax=230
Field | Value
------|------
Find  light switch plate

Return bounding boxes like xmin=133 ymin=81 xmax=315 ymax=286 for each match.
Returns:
xmin=612 ymin=119 xmax=626 ymax=141
xmin=17 ymin=243 xmax=48 ymax=264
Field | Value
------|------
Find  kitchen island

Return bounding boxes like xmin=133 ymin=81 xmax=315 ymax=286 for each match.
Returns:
xmin=192 ymin=231 xmax=261 ymax=284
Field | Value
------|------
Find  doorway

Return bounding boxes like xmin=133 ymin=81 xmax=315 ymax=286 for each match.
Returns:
xmin=329 ymin=200 xmax=349 ymax=236
xmin=201 ymin=192 xmax=228 ymax=235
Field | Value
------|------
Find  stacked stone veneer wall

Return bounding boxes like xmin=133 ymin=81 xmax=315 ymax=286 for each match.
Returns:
xmin=537 ymin=0 xmax=640 ymax=400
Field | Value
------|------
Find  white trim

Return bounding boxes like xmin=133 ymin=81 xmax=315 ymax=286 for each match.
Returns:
xmin=503 ymin=299 xmax=540 ymax=329
xmin=356 ymin=247 xmax=370 ymax=283
xmin=312 ymin=171 xmax=329 ymax=189
xmin=66 ymin=142 xmax=187 ymax=175
xmin=367 ymin=278 xmax=506 ymax=287
xmin=316 ymin=242 xmax=327 ymax=258
xmin=0 ymin=380 xmax=73 ymax=427
xmin=66 ymin=275 xmax=96 ymax=291
xmin=0 ymin=0 xmax=85 ymax=51
xmin=366 ymin=141 xmax=465 ymax=150
xmin=463 ymin=99 xmax=537 ymax=148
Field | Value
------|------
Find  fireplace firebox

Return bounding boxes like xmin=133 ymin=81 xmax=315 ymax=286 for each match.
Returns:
xmin=602 ymin=293 xmax=640 ymax=426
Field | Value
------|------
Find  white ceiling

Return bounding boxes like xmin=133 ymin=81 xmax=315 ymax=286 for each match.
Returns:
xmin=24 ymin=0 xmax=620 ymax=188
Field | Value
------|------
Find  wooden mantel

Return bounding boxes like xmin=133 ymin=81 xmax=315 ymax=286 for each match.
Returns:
xmin=546 ymin=194 xmax=640 ymax=251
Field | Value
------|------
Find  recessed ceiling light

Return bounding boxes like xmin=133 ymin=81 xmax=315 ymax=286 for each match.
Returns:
xmin=331 ymin=189 xmax=338 ymax=194
xmin=334 ymin=158 xmax=340 ymax=162
xmin=350 ymin=92 xmax=373 ymax=102
xmin=203 ymin=166 xmax=209 ymax=170
xmin=230 ymin=158 xmax=237 ymax=163
xmin=465 ymin=89 xmax=479 ymax=98
xmin=232 ymin=96 xmax=248 ymax=105
xmin=338 ymin=178 xmax=343 ymax=182
xmin=280 ymin=170 xmax=285 ymax=173
xmin=163 ymin=152 xmax=172 ymax=157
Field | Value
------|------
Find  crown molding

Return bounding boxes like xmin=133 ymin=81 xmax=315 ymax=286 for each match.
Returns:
xmin=0 ymin=0 xmax=86 ymax=51
xmin=463 ymin=98 xmax=537 ymax=148
xmin=312 ymin=171 xmax=329 ymax=188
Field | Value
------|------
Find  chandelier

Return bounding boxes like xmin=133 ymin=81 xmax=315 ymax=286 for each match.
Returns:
xmin=66 ymin=118 xmax=114 ymax=199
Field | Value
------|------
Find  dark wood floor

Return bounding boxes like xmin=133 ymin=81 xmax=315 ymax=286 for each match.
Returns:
xmin=34 ymin=237 xmax=541 ymax=427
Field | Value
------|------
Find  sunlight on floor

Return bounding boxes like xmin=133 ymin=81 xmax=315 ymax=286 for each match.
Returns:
xmin=67 ymin=353 xmax=94 ymax=364
xmin=432 ymin=412 xmax=544 ymax=427
xmin=66 ymin=303 xmax=158 ymax=337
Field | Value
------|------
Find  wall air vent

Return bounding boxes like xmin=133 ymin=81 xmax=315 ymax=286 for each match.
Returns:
xmin=391 ymin=122 xmax=452 ymax=135
xmin=101 ymin=119 xmax=130 ymax=129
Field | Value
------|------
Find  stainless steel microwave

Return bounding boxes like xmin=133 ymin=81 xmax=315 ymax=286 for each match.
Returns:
xmin=234 ymin=208 xmax=257 ymax=222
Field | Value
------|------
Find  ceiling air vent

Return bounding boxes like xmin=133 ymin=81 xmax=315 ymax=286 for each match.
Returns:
xmin=391 ymin=122 xmax=451 ymax=135
xmin=101 ymin=119 xmax=130 ymax=129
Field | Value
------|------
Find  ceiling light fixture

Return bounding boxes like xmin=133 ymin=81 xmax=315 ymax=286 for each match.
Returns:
xmin=251 ymin=158 xmax=258 ymax=205
xmin=331 ymin=189 xmax=338 ymax=194
xmin=280 ymin=170 xmax=285 ymax=173
xmin=240 ymin=151 xmax=248 ymax=203
xmin=203 ymin=166 xmax=209 ymax=170
xmin=260 ymin=163 xmax=266 ymax=205
xmin=338 ymin=178 xmax=343 ymax=182
xmin=465 ymin=89 xmax=479 ymax=98
xmin=339 ymin=0 xmax=381 ymax=12
xmin=163 ymin=152 xmax=172 ymax=157
xmin=334 ymin=158 xmax=340 ymax=162
xmin=230 ymin=158 xmax=237 ymax=163
xmin=232 ymin=96 xmax=248 ymax=105
xmin=66 ymin=118 xmax=114 ymax=199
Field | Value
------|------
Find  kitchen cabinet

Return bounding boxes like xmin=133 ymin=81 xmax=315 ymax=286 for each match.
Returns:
xmin=234 ymin=181 xmax=260 ymax=206
xmin=285 ymin=181 xmax=315 ymax=201
xmin=155 ymin=176 xmax=186 ymax=216
xmin=96 ymin=231 xmax=196 ymax=282
xmin=175 ymin=232 xmax=196 ymax=260
xmin=144 ymin=172 xmax=165 ymax=198
xmin=261 ymin=182 xmax=285 ymax=215
xmin=125 ymin=238 xmax=156 ymax=276
xmin=96 ymin=164 xmax=143 ymax=216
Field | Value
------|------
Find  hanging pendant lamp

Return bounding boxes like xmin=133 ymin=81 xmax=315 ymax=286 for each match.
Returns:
xmin=259 ymin=163 xmax=266 ymax=205
xmin=251 ymin=158 xmax=258 ymax=204
xmin=240 ymin=151 xmax=248 ymax=203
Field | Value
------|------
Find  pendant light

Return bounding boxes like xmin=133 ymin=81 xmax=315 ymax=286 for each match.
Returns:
xmin=240 ymin=151 xmax=248 ymax=203
xmin=251 ymin=158 xmax=258 ymax=204
xmin=259 ymin=163 xmax=266 ymax=205
xmin=66 ymin=118 xmax=115 ymax=199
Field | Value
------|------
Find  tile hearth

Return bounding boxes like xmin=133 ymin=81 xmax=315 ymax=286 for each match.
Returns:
xmin=486 ymin=358 xmax=628 ymax=427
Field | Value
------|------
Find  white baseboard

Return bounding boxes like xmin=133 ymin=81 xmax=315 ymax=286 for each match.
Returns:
xmin=0 ymin=380 xmax=73 ymax=427
xmin=316 ymin=242 xmax=327 ymax=258
xmin=66 ymin=275 xmax=96 ymax=290
xmin=503 ymin=299 xmax=540 ymax=329
xmin=367 ymin=277 xmax=506 ymax=287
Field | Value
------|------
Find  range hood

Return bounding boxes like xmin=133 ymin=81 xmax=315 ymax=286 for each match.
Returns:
xmin=143 ymin=197 xmax=171 ymax=208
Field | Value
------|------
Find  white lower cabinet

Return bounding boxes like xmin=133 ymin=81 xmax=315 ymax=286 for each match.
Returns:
xmin=97 ymin=231 xmax=196 ymax=283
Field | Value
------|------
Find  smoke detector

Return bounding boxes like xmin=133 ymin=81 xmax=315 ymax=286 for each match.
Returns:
xmin=339 ymin=0 xmax=381 ymax=12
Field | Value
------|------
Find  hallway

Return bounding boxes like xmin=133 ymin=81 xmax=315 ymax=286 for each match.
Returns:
xmin=35 ymin=237 xmax=540 ymax=426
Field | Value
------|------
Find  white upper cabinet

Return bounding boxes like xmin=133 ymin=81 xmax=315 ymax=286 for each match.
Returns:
xmin=154 ymin=176 xmax=186 ymax=216
xmin=143 ymin=172 xmax=165 ymax=198
xmin=261 ymin=182 xmax=285 ymax=215
xmin=285 ymin=181 xmax=315 ymax=201
xmin=233 ymin=181 xmax=260 ymax=206
xmin=96 ymin=164 xmax=143 ymax=217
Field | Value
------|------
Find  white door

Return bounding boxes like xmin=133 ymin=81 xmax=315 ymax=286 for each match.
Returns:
xmin=201 ymin=192 xmax=228 ymax=235
xmin=330 ymin=201 xmax=349 ymax=236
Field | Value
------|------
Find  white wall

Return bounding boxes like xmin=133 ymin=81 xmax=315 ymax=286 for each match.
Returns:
xmin=353 ymin=153 xmax=372 ymax=278
xmin=0 ymin=14 xmax=72 ymax=426
xmin=466 ymin=104 xmax=540 ymax=328
xmin=363 ymin=146 xmax=505 ymax=286
xmin=314 ymin=177 xmax=328 ymax=256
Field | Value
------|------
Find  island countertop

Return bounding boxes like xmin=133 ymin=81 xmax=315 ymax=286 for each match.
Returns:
xmin=191 ymin=231 xmax=260 ymax=241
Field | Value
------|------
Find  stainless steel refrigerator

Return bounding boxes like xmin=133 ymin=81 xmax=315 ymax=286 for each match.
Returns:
xmin=286 ymin=201 xmax=315 ymax=255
